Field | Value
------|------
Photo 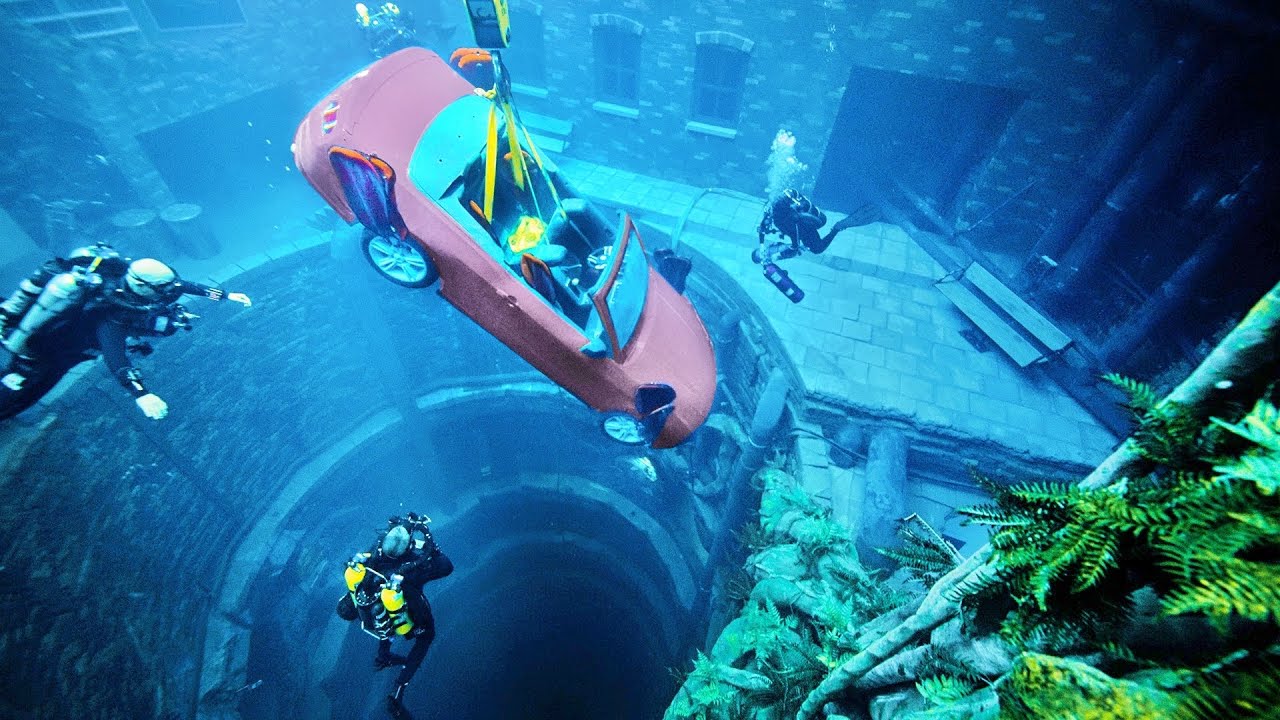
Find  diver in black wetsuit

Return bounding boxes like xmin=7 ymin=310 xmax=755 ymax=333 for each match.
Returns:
xmin=751 ymin=189 xmax=879 ymax=303
xmin=338 ymin=513 xmax=453 ymax=719
xmin=0 ymin=245 xmax=251 ymax=420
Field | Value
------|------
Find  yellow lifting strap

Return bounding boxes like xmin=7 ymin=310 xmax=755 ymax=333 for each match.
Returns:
xmin=483 ymin=103 xmax=500 ymax=222
xmin=502 ymin=101 xmax=525 ymax=190
xmin=519 ymin=125 xmax=564 ymax=217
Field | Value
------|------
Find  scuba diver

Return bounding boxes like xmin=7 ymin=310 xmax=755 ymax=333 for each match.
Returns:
xmin=751 ymin=189 xmax=879 ymax=303
xmin=355 ymin=1 xmax=418 ymax=58
xmin=0 ymin=242 xmax=252 ymax=421
xmin=338 ymin=512 xmax=454 ymax=719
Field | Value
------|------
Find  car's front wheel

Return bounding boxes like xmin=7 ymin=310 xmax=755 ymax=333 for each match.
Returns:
xmin=601 ymin=412 xmax=648 ymax=445
xmin=362 ymin=231 xmax=438 ymax=288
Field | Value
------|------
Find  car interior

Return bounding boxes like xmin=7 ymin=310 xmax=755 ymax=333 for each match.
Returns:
xmin=448 ymin=146 xmax=621 ymax=331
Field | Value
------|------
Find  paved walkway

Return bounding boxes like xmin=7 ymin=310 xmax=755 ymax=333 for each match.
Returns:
xmin=556 ymin=157 xmax=1119 ymax=468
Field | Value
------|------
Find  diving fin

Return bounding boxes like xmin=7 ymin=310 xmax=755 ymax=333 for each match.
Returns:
xmin=810 ymin=203 xmax=880 ymax=254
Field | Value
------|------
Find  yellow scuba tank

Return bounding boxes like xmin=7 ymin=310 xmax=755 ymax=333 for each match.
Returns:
xmin=380 ymin=583 xmax=415 ymax=636
xmin=345 ymin=562 xmax=367 ymax=592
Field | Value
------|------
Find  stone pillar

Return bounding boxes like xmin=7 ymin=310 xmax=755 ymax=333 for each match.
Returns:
xmin=91 ymin=125 xmax=176 ymax=211
xmin=1021 ymin=34 xmax=1201 ymax=283
xmin=859 ymin=428 xmax=908 ymax=553
xmin=1044 ymin=50 xmax=1240 ymax=306
xmin=1100 ymin=160 xmax=1269 ymax=368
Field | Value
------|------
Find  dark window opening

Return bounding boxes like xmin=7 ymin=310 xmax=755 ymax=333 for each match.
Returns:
xmin=814 ymin=66 xmax=1023 ymax=217
xmin=692 ymin=44 xmax=749 ymax=126
xmin=592 ymin=27 xmax=640 ymax=106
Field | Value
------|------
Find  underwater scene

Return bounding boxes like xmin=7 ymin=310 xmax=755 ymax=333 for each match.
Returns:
xmin=1 ymin=0 xmax=1278 ymax=718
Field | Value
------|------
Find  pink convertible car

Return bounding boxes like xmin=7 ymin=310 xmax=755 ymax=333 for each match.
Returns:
xmin=293 ymin=48 xmax=716 ymax=448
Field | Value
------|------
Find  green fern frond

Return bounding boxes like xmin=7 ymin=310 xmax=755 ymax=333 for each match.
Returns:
xmin=916 ymin=674 xmax=977 ymax=706
xmin=1161 ymin=562 xmax=1280 ymax=626
xmin=1226 ymin=510 xmax=1280 ymax=535
xmin=876 ymin=544 xmax=956 ymax=576
xmin=957 ymin=504 xmax=1035 ymax=528
xmin=1072 ymin=532 xmax=1120 ymax=592
xmin=1212 ymin=400 xmax=1280 ymax=454
xmin=1212 ymin=451 xmax=1280 ymax=495
xmin=1008 ymin=480 xmax=1078 ymax=506
xmin=1174 ymin=655 xmax=1280 ymax=720
xmin=1105 ymin=373 xmax=1161 ymax=413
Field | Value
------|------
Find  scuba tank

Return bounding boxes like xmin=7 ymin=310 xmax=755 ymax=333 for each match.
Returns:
xmin=2 ymin=271 xmax=95 ymax=357
xmin=345 ymin=557 xmax=414 ymax=639
xmin=380 ymin=578 xmax=415 ymax=637
xmin=2 ymin=244 xmax=119 ymax=357
xmin=762 ymin=262 xmax=805 ymax=304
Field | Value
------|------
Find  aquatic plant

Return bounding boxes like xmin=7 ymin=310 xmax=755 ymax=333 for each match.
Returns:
xmin=666 ymin=652 xmax=735 ymax=720
xmin=876 ymin=513 xmax=962 ymax=584
xmin=792 ymin=282 xmax=1280 ymax=720
xmin=916 ymin=673 xmax=978 ymax=706
xmin=959 ymin=383 xmax=1280 ymax=648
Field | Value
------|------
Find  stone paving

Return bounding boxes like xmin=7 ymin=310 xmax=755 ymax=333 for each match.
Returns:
xmin=555 ymin=157 xmax=1119 ymax=468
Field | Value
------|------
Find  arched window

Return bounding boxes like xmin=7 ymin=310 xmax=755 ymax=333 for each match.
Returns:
xmin=692 ymin=32 xmax=753 ymax=127
xmin=590 ymin=14 xmax=644 ymax=107
xmin=505 ymin=1 xmax=546 ymax=88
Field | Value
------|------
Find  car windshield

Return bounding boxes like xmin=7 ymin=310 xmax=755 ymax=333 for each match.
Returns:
xmin=579 ymin=217 xmax=647 ymax=357
xmin=596 ymin=222 xmax=647 ymax=353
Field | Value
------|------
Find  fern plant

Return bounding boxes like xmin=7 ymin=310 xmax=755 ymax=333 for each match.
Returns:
xmin=957 ymin=378 xmax=1280 ymax=717
xmin=668 ymin=652 xmax=743 ymax=720
xmin=877 ymin=513 xmax=962 ymax=583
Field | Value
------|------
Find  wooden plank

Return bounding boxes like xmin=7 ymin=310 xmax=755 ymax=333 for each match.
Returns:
xmin=528 ymin=133 xmax=566 ymax=154
xmin=966 ymin=263 xmax=1072 ymax=351
xmin=936 ymin=280 xmax=1044 ymax=367
xmin=520 ymin=111 xmax=573 ymax=138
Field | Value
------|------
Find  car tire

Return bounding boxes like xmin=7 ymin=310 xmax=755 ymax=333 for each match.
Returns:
xmin=601 ymin=412 xmax=648 ymax=445
xmin=362 ymin=231 xmax=438 ymax=288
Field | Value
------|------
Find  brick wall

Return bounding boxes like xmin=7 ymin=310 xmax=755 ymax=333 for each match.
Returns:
xmin=514 ymin=0 xmax=1173 ymax=255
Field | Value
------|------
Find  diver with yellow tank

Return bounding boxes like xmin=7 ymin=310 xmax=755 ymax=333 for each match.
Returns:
xmin=337 ymin=512 xmax=453 ymax=719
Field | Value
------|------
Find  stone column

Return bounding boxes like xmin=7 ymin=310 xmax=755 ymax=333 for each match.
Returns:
xmin=1020 ymin=34 xmax=1201 ymax=283
xmin=1100 ymin=160 xmax=1269 ymax=368
xmin=859 ymin=428 xmax=908 ymax=553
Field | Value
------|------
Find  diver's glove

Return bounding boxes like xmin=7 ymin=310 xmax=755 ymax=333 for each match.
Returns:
xmin=227 ymin=292 xmax=252 ymax=307
xmin=135 ymin=393 xmax=169 ymax=420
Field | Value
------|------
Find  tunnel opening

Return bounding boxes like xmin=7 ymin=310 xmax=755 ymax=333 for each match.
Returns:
xmin=232 ymin=391 xmax=702 ymax=720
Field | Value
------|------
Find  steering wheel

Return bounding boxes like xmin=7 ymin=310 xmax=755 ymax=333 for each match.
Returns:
xmin=586 ymin=245 xmax=614 ymax=272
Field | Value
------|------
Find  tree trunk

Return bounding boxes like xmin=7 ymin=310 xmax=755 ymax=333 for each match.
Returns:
xmin=796 ymin=547 xmax=993 ymax=720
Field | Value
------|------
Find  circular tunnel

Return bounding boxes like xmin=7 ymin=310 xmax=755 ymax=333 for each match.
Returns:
xmin=234 ymin=389 xmax=702 ymax=720
xmin=148 ymin=240 xmax=715 ymax=720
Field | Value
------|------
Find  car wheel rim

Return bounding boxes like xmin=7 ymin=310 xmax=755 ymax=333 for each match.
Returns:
xmin=368 ymin=235 xmax=428 ymax=283
xmin=602 ymin=414 xmax=646 ymax=445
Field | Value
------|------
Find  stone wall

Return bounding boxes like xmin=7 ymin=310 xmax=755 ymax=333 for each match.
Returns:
xmin=0 ymin=0 xmax=368 ymax=244
xmin=514 ymin=0 xmax=1172 ymax=255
